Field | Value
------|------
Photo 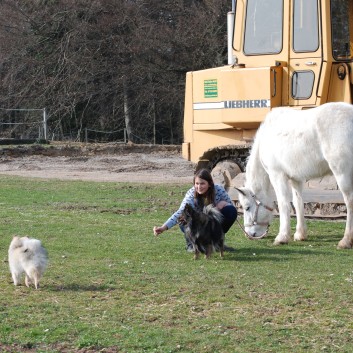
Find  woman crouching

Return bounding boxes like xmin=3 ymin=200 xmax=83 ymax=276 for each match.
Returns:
xmin=153 ymin=168 xmax=238 ymax=252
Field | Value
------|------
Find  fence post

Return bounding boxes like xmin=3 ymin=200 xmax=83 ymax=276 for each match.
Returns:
xmin=43 ymin=108 xmax=47 ymax=140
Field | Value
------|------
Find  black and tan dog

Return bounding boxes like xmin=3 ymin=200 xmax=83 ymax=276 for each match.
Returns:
xmin=179 ymin=203 xmax=225 ymax=259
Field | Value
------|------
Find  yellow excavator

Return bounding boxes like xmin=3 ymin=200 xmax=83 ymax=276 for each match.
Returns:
xmin=182 ymin=0 xmax=353 ymax=187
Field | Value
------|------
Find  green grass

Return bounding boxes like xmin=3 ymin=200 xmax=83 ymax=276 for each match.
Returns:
xmin=0 ymin=175 xmax=352 ymax=352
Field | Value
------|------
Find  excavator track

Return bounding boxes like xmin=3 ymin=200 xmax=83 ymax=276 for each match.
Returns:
xmin=195 ymin=144 xmax=251 ymax=172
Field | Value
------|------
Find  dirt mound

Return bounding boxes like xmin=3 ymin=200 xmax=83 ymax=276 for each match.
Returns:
xmin=0 ymin=143 xmax=196 ymax=184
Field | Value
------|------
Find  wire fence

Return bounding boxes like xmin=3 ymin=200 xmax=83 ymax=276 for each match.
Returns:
xmin=84 ymin=128 xmax=127 ymax=143
xmin=0 ymin=108 xmax=47 ymax=141
xmin=0 ymin=108 xmax=179 ymax=145
xmin=83 ymin=128 xmax=177 ymax=144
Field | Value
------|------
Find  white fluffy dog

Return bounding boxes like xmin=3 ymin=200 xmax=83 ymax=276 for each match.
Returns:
xmin=8 ymin=236 xmax=48 ymax=289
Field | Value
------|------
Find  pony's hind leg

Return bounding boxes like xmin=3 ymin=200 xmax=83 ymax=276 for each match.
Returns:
xmin=291 ymin=180 xmax=307 ymax=241
xmin=335 ymin=175 xmax=353 ymax=249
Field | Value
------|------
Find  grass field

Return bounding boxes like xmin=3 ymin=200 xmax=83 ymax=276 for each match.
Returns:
xmin=0 ymin=176 xmax=352 ymax=352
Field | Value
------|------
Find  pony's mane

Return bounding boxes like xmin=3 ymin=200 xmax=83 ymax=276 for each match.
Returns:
xmin=245 ymin=126 xmax=275 ymax=202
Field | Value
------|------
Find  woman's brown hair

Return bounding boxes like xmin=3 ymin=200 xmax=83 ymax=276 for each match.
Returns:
xmin=193 ymin=168 xmax=215 ymax=208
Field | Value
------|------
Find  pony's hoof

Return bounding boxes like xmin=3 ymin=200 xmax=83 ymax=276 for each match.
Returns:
xmin=294 ymin=233 xmax=307 ymax=242
xmin=294 ymin=238 xmax=307 ymax=242
xmin=273 ymin=239 xmax=288 ymax=246
xmin=337 ymin=239 xmax=353 ymax=249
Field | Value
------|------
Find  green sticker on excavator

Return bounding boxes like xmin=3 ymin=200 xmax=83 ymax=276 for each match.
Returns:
xmin=204 ymin=79 xmax=218 ymax=98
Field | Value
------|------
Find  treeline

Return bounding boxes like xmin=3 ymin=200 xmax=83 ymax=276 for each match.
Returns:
xmin=0 ymin=0 xmax=229 ymax=144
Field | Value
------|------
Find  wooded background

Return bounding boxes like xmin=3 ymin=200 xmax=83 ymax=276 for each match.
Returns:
xmin=0 ymin=0 xmax=228 ymax=144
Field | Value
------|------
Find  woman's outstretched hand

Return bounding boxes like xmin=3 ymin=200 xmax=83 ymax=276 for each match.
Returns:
xmin=153 ymin=225 xmax=167 ymax=236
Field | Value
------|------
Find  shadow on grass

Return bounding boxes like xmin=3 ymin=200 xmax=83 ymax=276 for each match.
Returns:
xmin=305 ymin=234 xmax=344 ymax=243
xmin=49 ymin=283 xmax=116 ymax=292
xmin=222 ymin=245 xmax=331 ymax=262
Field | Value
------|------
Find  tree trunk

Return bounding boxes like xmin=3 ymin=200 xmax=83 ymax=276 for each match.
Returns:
xmin=123 ymin=78 xmax=133 ymax=143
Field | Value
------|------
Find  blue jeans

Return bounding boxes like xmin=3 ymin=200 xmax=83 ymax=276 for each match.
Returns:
xmin=220 ymin=205 xmax=237 ymax=233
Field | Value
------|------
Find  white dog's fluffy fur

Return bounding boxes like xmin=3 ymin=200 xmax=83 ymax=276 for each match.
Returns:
xmin=8 ymin=236 xmax=48 ymax=289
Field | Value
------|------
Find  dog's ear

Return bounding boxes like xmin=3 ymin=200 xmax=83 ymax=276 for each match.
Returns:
xmin=12 ymin=235 xmax=21 ymax=242
xmin=10 ymin=236 xmax=23 ymax=248
xmin=185 ymin=203 xmax=191 ymax=211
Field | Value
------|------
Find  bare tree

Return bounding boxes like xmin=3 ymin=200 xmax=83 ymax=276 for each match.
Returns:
xmin=0 ymin=0 xmax=229 ymax=143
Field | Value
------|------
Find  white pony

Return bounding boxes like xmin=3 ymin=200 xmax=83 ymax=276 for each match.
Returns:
xmin=236 ymin=102 xmax=353 ymax=249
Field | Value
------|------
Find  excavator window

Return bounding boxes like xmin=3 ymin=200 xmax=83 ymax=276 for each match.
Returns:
xmin=291 ymin=71 xmax=315 ymax=99
xmin=331 ymin=0 xmax=352 ymax=60
xmin=293 ymin=0 xmax=319 ymax=52
xmin=243 ymin=0 xmax=283 ymax=55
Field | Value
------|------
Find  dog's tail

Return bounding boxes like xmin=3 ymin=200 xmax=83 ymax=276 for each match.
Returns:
xmin=23 ymin=238 xmax=48 ymax=269
xmin=203 ymin=204 xmax=223 ymax=224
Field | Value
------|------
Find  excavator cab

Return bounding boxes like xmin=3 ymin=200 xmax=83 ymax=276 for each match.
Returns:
xmin=182 ymin=0 xmax=353 ymax=176
xmin=234 ymin=0 xmax=353 ymax=107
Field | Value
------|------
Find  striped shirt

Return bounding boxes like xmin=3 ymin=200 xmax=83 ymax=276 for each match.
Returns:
xmin=164 ymin=184 xmax=233 ymax=230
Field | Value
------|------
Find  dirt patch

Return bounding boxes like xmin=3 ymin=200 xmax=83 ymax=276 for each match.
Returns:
xmin=0 ymin=142 xmax=345 ymax=218
xmin=0 ymin=143 xmax=195 ymax=184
